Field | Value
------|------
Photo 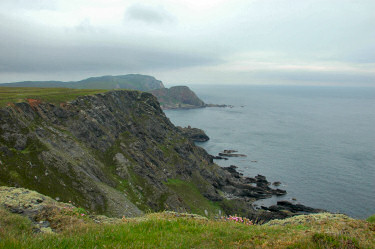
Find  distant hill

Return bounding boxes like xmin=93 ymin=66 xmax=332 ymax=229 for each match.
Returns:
xmin=149 ymin=86 xmax=205 ymax=109
xmin=0 ymin=74 xmax=164 ymax=92
xmin=1 ymin=74 xmax=210 ymax=109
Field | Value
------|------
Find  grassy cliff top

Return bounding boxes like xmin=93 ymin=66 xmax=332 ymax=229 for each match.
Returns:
xmin=0 ymin=87 xmax=109 ymax=107
xmin=0 ymin=187 xmax=374 ymax=249
xmin=1 ymin=207 xmax=374 ymax=248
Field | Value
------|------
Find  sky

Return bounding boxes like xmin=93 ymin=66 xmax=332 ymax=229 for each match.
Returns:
xmin=0 ymin=0 xmax=374 ymax=86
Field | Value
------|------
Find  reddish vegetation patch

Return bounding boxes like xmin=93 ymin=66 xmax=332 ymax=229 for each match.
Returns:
xmin=7 ymin=103 xmax=15 ymax=107
xmin=27 ymin=98 xmax=42 ymax=108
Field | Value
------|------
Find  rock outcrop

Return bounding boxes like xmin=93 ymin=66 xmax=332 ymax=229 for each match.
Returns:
xmin=149 ymin=86 xmax=205 ymax=109
xmin=177 ymin=126 xmax=209 ymax=142
xmin=1 ymin=74 xmax=227 ymax=110
xmin=0 ymin=90 xmax=319 ymax=221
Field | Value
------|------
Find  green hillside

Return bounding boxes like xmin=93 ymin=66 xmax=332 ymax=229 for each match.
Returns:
xmin=0 ymin=74 xmax=164 ymax=91
xmin=0 ymin=87 xmax=109 ymax=107
xmin=0 ymin=75 xmax=209 ymax=109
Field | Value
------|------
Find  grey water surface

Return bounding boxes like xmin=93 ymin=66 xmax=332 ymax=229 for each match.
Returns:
xmin=164 ymin=85 xmax=375 ymax=219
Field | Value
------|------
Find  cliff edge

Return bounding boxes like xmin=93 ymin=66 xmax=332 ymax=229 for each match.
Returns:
xmin=0 ymin=89 xmax=318 ymax=220
xmin=149 ymin=86 xmax=205 ymax=109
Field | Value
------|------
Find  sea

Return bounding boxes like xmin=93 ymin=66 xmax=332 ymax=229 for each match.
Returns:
xmin=164 ymin=85 xmax=375 ymax=219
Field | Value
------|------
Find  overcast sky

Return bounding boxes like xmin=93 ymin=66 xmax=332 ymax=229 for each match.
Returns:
xmin=0 ymin=0 xmax=374 ymax=86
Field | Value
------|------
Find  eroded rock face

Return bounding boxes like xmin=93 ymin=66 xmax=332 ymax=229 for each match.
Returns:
xmin=177 ymin=126 xmax=210 ymax=142
xmin=0 ymin=90 xmax=318 ymax=221
xmin=149 ymin=86 xmax=205 ymax=109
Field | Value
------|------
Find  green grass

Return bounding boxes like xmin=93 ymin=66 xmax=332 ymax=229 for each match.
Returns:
xmin=165 ymin=179 xmax=222 ymax=218
xmin=367 ymin=214 xmax=375 ymax=223
xmin=1 ymin=208 xmax=374 ymax=249
xmin=0 ymin=87 xmax=109 ymax=107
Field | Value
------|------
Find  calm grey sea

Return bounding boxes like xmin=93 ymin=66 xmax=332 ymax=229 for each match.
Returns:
xmin=164 ymin=85 xmax=375 ymax=219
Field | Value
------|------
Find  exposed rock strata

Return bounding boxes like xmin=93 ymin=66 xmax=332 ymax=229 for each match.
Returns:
xmin=0 ymin=90 xmax=319 ymax=221
xmin=149 ymin=86 xmax=205 ymax=109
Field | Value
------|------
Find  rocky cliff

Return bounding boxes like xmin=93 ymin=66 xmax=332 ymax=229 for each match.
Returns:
xmin=1 ymin=75 xmax=209 ymax=109
xmin=0 ymin=90 xmax=319 ymax=220
xmin=149 ymin=86 xmax=205 ymax=109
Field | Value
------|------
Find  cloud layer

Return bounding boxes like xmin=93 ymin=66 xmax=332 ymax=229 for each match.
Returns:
xmin=0 ymin=0 xmax=374 ymax=86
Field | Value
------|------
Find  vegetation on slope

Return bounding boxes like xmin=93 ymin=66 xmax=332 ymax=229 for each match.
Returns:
xmin=0 ymin=205 xmax=374 ymax=249
xmin=0 ymin=87 xmax=108 ymax=107
xmin=0 ymin=187 xmax=373 ymax=249
xmin=1 ymin=75 xmax=207 ymax=109
xmin=150 ymin=86 xmax=205 ymax=109
xmin=0 ymin=74 xmax=164 ymax=92
xmin=0 ymin=89 xmax=235 ymax=219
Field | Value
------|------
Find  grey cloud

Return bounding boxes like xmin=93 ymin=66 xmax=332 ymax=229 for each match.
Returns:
xmin=125 ymin=4 xmax=174 ymax=24
xmin=0 ymin=14 xmax=218 ymax=78
xmin=0 ymin=38 xmax=218 ymax=74
xmin=75 ymin=18 xmax=97 ymax=33
xmin=0 ymin=0 xmax=373 ymax=86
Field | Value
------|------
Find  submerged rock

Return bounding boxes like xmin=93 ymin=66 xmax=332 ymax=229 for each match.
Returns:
xmin=218 ymin=150 xmax=247 ymax=157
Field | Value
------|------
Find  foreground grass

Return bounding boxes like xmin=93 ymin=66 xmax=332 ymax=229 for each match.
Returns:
xmin=0 ymin=87 xmax=109 ymax=107
xmin=0 ymin=208 xmax=374 ymax=249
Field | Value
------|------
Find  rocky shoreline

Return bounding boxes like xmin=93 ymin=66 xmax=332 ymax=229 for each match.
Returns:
xmin=216 ymin=164 xmax=324 ymax=221
xmin=0 ymin=90 xmax=324 ymax=223
xmin=176 ymin=125 xmax=324 ymax=221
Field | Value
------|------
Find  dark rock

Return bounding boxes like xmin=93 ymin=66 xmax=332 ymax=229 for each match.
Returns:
xmin=273 ymin=189 xmax=287 ymax=196
xmin=275 ymin=201 xmax=321 ymax=213
xmin=224 ymin=150 xmax=238 ymax=153
xmin=210 ymin=155 xmax=228 ymax=160
xmin=177 ymin=126 xmax=209 ymax=142
xmin=222 ymin=165 xmax=238 ymax=172
xmin=149 ymin=86 xmax=205 ymax=109
xmin=272 ymin=181 xmax=281 ymax=186
xmin=205 ymin=104 xmax=234 ymax=108
xmin=218 ymin=152 xmax=247 ymax=157
xmin=0 ymin=146 xmax=12 ymax=156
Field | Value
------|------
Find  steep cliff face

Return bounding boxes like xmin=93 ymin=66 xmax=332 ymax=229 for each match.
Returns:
xmin=0 ymin=90 xmax=213 ymax=216
xmin=149 ymin=86 xmax=205 ymax=109
xmin=0 ymin=90 xmax=303 ymax=220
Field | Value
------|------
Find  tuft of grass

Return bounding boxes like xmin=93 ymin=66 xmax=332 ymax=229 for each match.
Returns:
xmin=0 ymin=87 xmax=109 ymax=107
xmin=0 ymin=207 xmax=33 ymax=237
xmin=367 ymin=214 xmax=375 ymax=223
xmin=311 ymin=233 xmax=360 ymax=249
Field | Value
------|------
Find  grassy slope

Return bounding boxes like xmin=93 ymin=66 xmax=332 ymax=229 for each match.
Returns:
xmin=0 ymin=87 xmax=109 ymax=107
xmin=0 ymin=207 xmax=374 ymax=249
xmin=165 ymin=179 xmax=221 ymax=218
xmin=0 ymin=74 xmax=164 ymax=92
